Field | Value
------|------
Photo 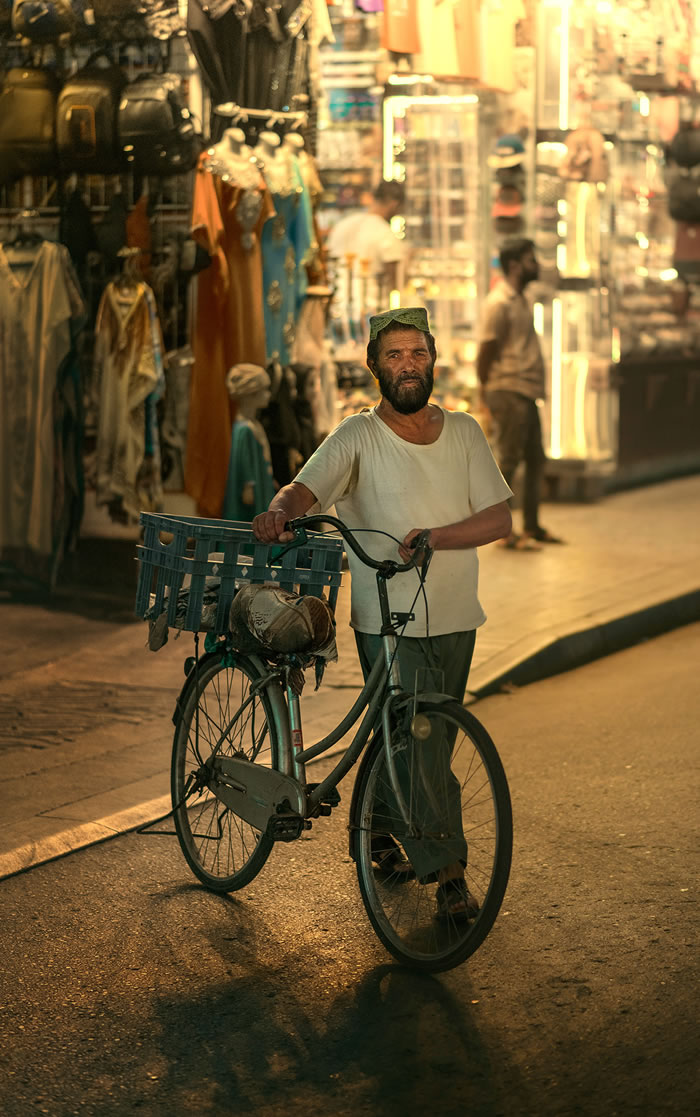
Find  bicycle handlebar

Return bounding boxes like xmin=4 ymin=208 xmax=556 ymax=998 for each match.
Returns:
xmin=285 ymin=513 xmax=432 ymax=579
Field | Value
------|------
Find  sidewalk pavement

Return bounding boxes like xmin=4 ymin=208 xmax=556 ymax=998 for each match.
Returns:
xmin=1 ymin=474 xmax=699 ymax=881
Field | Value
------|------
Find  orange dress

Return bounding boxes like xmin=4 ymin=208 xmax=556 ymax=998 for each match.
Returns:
xmin=381 ymin=0 xmax=421 ymax=55
xmin=186 ymin=152 xmax=275 ymax=518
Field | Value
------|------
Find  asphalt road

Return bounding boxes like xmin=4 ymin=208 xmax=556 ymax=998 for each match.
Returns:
xmin=1 ymin=623 xmax=698 ymax=1117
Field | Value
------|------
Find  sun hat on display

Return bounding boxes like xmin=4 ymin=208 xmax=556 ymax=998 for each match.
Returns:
xmin=368 ymin=306 xmax=431 ymax=339
xmin=488 ymin=134 xmax=526 ymax=169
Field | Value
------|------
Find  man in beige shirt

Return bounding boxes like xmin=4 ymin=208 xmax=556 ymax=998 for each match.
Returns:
xmin=477 ymin=236 xmax=562 ymax=549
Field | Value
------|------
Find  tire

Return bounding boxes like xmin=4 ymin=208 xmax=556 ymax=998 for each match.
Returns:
xmin=353 ymin=701 xmax=512 ymax=972
xmin=171 ymin=651 xmax=281 ymax=892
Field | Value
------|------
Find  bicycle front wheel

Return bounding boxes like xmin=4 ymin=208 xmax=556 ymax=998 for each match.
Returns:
xmin=171 ymin=651 xmax=282 ymax=892
xmin=353 ymin=701 xmax=512 ymax=972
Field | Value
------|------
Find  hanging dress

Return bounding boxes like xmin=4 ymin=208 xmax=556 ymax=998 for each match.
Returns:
xmin=260 ymin=149 xmax=314 ymax=365
xmin=0 ymin=240 xmax=86 ymax=584
xmin=93 ymin=280 xmax=165 ymax=523
xmin=187 ymin=150 xmax=275 ymax=518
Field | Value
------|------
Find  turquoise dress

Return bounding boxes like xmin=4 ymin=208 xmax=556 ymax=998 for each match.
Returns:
xmin=261 ymin=155 xmax=314 ymax=365
xmin=222 ymin=419 xmax=275 ymax=522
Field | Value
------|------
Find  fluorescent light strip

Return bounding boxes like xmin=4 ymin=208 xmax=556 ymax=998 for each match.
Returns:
xmin=559 ymin=0 xmax=570 ymax=132
xmin=551 ymin=297 xmax=563 ymax=459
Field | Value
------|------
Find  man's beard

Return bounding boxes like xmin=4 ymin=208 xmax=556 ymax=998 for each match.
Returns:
xmin=522 ymin=266 xmax=539 ymax=287
xmin=376 ymin=360 xmax=435 ymax=414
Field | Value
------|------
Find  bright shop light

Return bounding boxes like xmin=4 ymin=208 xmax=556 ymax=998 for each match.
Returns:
xmin=550 ymin=298 xmax=563 ymax=459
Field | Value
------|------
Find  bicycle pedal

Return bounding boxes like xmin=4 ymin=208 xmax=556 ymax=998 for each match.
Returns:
xmin=266 ymin=811 xmax=306 ymax=842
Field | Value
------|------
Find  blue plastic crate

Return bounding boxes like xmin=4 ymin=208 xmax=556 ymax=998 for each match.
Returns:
xmin=135 ymin=513 xmax=344 ymax=634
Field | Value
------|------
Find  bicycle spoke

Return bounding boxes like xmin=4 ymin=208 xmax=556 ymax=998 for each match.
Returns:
xmin=172 ymin=655 xmax=280 ymax=892
xmin=355 ymin=701 xmax=512 ymax=972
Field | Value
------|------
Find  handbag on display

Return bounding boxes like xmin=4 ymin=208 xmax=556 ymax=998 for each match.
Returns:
xmin=118 ymin=72 xmax=200 ymax=175
xmin=56 ymin=51 xmax=126 ymax=173
xmin=0 ymin=66 xmax=59 ymax=183
xmin=667 ymin=170 xmax=700 ymax=223
xmin=668 ymin=127 xmax=700 ymax=169
xmin=672 ymin=221 xmax=700 ymax=279
xmin=11 ymin=1 xmax=91 ymax=42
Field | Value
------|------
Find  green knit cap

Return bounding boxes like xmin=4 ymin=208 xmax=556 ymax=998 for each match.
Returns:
xmin=368 ymin=306 xmax=431 ymax=340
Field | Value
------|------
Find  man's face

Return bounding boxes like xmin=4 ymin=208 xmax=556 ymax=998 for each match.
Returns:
xmin=371 ymin=327 xmax=435 ymax=414
xmin=519 ymin=250 xmax=540 ymax=287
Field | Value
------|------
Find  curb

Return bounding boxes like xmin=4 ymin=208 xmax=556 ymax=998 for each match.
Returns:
xmin=470 ymin=589 xmax=700 ymax=696
xmin=0 ymin=794 xmax=171 ymax=882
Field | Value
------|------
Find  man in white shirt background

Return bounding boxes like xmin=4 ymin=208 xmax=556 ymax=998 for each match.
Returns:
xmin=326 ymin=181 xmax=407 ymax=330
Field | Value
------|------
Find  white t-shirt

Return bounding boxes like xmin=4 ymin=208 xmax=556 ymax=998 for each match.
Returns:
xmin=326 ymin=212 xmax=406 ymax=317
xmin=294 ymin=407 xmax=512 ymax=636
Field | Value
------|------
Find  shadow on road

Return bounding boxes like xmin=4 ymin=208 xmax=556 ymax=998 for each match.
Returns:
xmin=147 ymin=892 xmax=515 ymax=1116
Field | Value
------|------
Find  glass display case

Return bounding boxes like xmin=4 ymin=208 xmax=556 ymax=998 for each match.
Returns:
xmin=383 ymin=82 xmax=498 ymax=398
xmin=532 ymin=0 xmax=700 ymax=493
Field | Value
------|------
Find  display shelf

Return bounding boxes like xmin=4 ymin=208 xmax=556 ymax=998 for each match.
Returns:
xmin=383 ymin=86 xmax=496 ymax=391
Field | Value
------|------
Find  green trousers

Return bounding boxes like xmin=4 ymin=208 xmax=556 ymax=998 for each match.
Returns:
xmin=354 ymin=629 xmax=476 ymax=881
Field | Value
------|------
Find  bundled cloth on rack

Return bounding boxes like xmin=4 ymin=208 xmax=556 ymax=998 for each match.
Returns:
xmin=146 ymin=578 xmax=337 ymax=689
xmin=93 ymin=278 xmax=165 ymax=523
xmin=146 ymin=575 xmax=222 ymax=649
xmin=229 ymin=582 xmax=336 ymax=659
xmin=0 ymin=239 xmax=86 ymax=585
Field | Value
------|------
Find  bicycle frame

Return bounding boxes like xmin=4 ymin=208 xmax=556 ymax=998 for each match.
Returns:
xmin=196 ymin=519 xmax=437 ymax=831
xmin=273 ymin=567 xmax=419 ymax=826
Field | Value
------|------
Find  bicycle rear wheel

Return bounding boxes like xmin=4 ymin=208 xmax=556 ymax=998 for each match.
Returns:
xmin=353 ymin=701 xmax=512 ymax=972
xmin=171 ymin=651 xmax=281 ymax=892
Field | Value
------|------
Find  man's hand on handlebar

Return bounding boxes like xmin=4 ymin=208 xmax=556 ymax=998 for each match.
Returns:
xmin=252 ymin=510 xmax=296 ymax=543
xmin=399 ymin=528 xmax=433 ymax=563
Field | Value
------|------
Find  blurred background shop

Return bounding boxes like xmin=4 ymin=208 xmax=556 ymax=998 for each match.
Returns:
xmin=1 ymin=0 xmax=699 ymax=597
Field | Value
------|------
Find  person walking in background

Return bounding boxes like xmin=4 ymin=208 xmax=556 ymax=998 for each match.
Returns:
xmin=253 ymin=306 xmax=512 ymax=920
xmin=477 ymin=237 xmax=563 ymax=550
xmin=326 ymin=181 xmax=407 ymax=325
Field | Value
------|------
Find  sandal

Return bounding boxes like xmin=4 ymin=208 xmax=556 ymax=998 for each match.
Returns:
xmin=435 ymin=878 xmax=480 ymax=921
xmin=499 ymin=532 xmax=542 ymax=551
xmin=531 ymin=527 xmax=564 ymax=544
xmin=370 ymin=834 xmax=415 ymax=880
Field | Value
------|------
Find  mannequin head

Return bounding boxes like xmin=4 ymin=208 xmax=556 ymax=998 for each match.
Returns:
xmin=223 ymin=127 xmax=247 ymax=155
xmin=283 ymin=132 xmax=305 ymax=152
xmin=226 ymin=363 xmax=271 ymax=418
xmin=256 ymin=131 xmax=281 ymax=159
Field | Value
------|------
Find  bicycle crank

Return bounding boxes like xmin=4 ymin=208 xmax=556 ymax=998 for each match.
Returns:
xmin=208 ymin=755 xmax=306 ymax=838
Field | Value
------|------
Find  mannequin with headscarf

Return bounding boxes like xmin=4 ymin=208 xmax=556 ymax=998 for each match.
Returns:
xmin=222 ymin=363 xmax=276 ymax=521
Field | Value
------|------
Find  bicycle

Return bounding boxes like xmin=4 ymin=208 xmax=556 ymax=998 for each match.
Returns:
xmin=137 ymin=511 xmax=512 ymax=973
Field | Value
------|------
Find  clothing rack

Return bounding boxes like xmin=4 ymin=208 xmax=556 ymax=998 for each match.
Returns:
xmin=214 ymin=102 xmax=308 ymax=130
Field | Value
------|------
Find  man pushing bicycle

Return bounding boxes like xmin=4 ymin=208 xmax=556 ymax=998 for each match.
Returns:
xmin=253 ymin=306 xmax=512 ymax=920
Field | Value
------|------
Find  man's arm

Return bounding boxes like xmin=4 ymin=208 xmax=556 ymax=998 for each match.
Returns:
xmin=476 ymin=299 xmax=507 ymax=406
xmin=252 ymin=481 xmax=318 ymax=542
xmin=399 ymin=501 xmax=512 ymax=559
xmin=476 ymin=338 xmax=500 ymax=390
